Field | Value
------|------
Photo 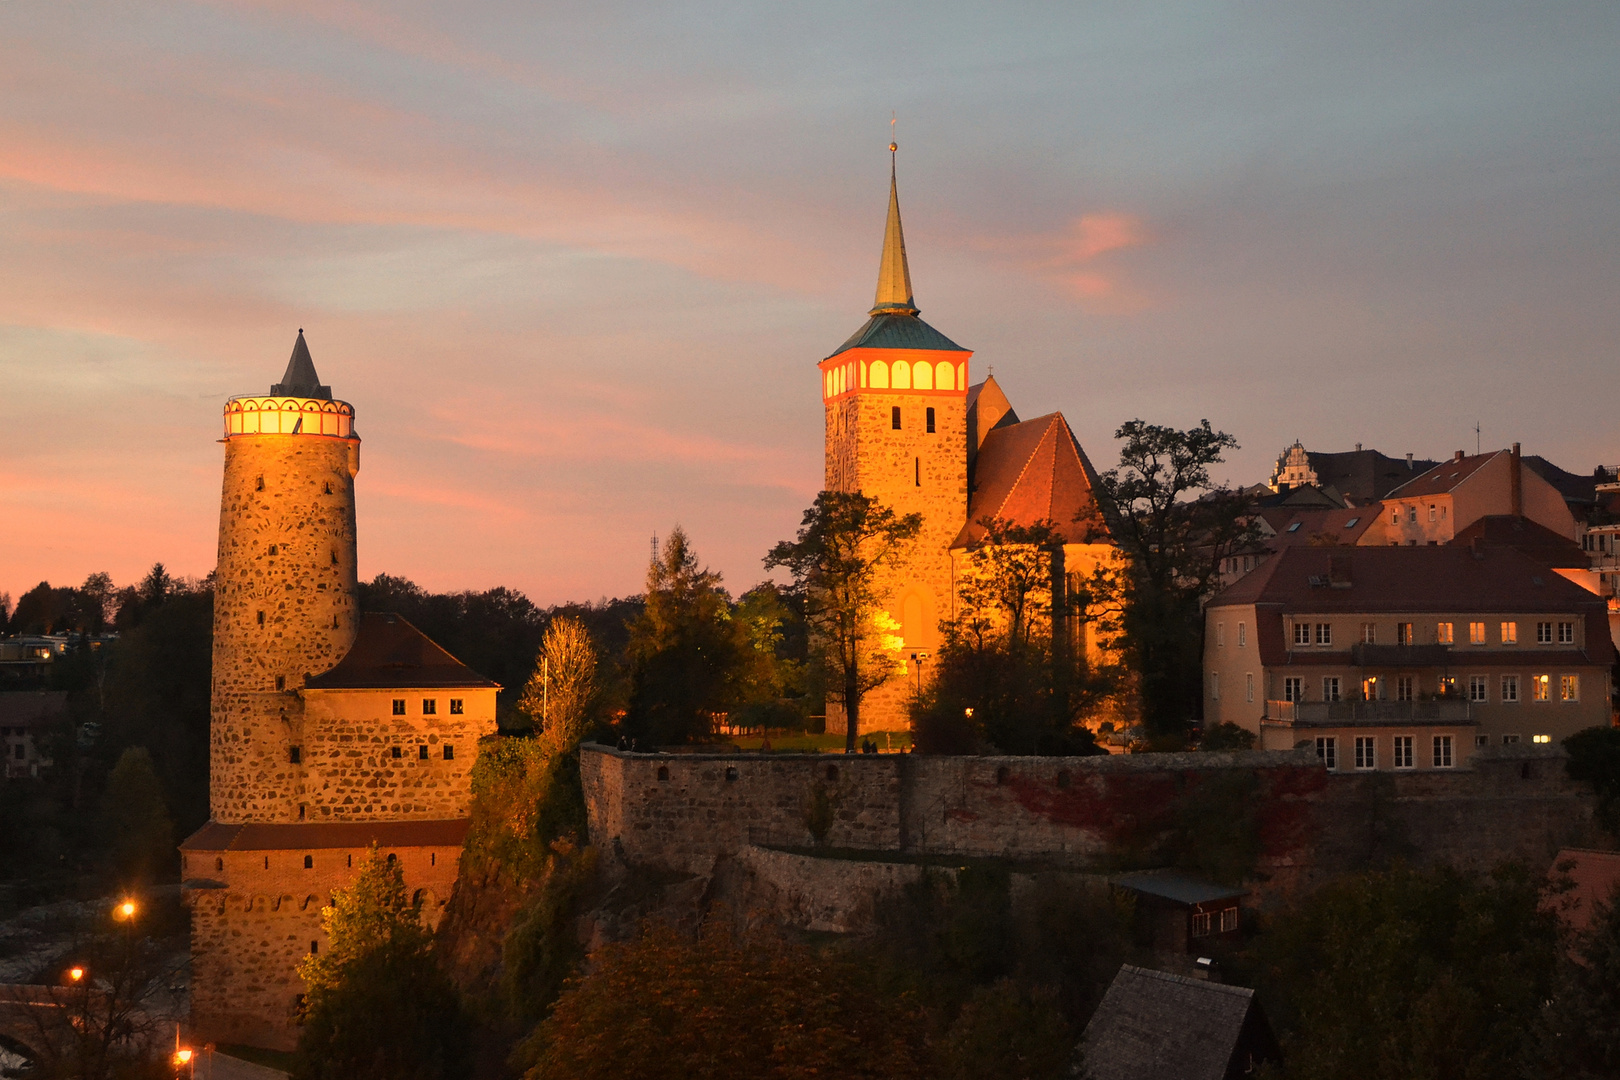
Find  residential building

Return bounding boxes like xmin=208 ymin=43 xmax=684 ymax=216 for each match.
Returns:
xmin=1111 ymin=869 xmax=1246 ymax=955
xmin=1268 ymin=440 xmax=1437 ymax=505
xmin=1367 ymin=444 xmax=1575 ymax=547
xmin=1081 ymin=965 xmax=1279 ymax=1080
xmin=0 ymin=691 xmax=65 ymax=778
xmin=1204 ymin=546 xmax=1614 ymax=769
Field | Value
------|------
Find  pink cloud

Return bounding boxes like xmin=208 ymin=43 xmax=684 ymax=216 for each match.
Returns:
xmin=971 ymin=212 xmax=1149 ymax=308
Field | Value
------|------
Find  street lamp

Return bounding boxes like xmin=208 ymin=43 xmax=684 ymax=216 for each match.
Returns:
xmin=115 ymin=900 xmax=137 ymax=921
xmin=67 ymin=966 xmax=84 ymax=983
xmin=909 ymin=651 xmax=930 ymax=697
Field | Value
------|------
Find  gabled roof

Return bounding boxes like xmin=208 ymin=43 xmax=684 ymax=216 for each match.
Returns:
xmin=1449 ymin=515 xmax=1589 ymax=569
xmin=827 ymin=313 xmax=967 ymax=358
xmin=269 ymin=330 xmax=332 ymax=400
xmin=181 ymin=818 xmax=470 ymax=852
xmin=1307 ymin=448 xmax=1438 ymax=504
xmin=304 ymin=612 xmax=499 ymax=690
xmin=1082 ymin=965 xmax=1265 ymax=1080
xmin=954 ymin=413 xmax=1108 ymax=548
xmin=966 ymin=375 xmax=1018 ymax=456
xmin=1260 ymin=506 xmax=1381 ymax=548
xmin=1386 ymin=451 xmax=1499 ymax=499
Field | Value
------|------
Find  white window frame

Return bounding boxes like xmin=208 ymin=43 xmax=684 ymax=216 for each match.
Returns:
xmin=1561 ymin=674 xmax=1580 ymax=702
xmin=1362 ymin=622 xmax=1377 ymax=644
xmin=1210 ymin=672 xmax=1220 ymax=701
xmin=1294 ymin=622 xmax=1311 ymax=647
xmin=1437 ymin=622 xmax=1454 ymax=645
xmin=1354 ymin=736 xmax=1376 ymax=770
xmin=1237 ymin=622 xmax=1246 ymax=647
xmin=1393 ymin=735 xmax=1414 ymax=769
xmin=1501 ymin=675 xmax=1519 ymax=703
xmin=1283 ymin=677 xmax=1303 ymax=703
xmin=1537 ymin=622 xmax=1553 ymax=644
xmin=1558 ymin=622 xmax=1575 ymax=644
xmin=1500 ymin=621 xmax=1517 ymax=645
xmin=1219 ymin=907 xmax=1238 ymax=933
xmin=1217 ymin=622 xmax=1225 ymax=647
xmin=1469 ymin=622 xmax=1487 ymax=645
xmin=1468 ymin=676 xmax=1488 ymax=703
xmin=1323 ymin=677 xmax=1341 ymax=702
xmin=1316 ymin=736 xmax=1338 ymax=770
xmin=1192 ymin=911 xmax=1212 ymax=938
xmin=1316 ymin=623 xmax=1333 ymax=646
xmin=1433 ymin=735 xmax=1454 ymax=768
xmin=1396 ymin=676 xmax=1415 ymax=702
xmin=1245 ymin=672 xmax=1254 ymax=703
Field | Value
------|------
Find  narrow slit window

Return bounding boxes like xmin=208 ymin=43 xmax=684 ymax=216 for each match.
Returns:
xmin=926 ymin=407 xmax=936 ymax=433
xmin=418 ymin=744 xmax=429 ymax=760
xmin=891 ymin=406 xmax=901 ymax=430
xmin=915 ymin=458 xmax=920 ymax=487
xmin=289 ymin=746 xmax=301 ymax=764
xmin=443 ymin=745 xmax=454 ymax=760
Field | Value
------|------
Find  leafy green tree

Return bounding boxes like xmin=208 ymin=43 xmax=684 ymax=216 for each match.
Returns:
xmin=726 ymin=583 xmax=808 ymax=730
xmin=101 ymin=748 xmax=173 ymax=886
xmin=765 ymin=491 xmax=922 ymax=754
xmin=622 ymin=526 xmax=739 ymax=746
xmin=294 ymin=847 xmax=468 ymax=1080
xmin=516 ymin=921 xmax=928 ymax=1080
xmin=1255 ymin=863 xmax=1560 ymax=1080
xmin=1094 ymin=420 xmax=1259 ymax=737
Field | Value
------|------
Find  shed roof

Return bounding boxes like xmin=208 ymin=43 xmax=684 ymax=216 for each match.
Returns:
xmin=304 ymin=612 xmax=500 ymax=690
xmin=1081 ymin=965 xmax=1260 ymax=1080
xmin=181 ymin=818 xmax=470 ymax=852
xmin=1112 ymin=869 xmax=1246 ymax=906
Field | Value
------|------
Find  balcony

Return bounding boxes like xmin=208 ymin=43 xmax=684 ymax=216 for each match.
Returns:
xmin=1263 ymin=699 xmax=1474 ymax=727
xmin=1596 ymin=465 xmax=1620 ymax=493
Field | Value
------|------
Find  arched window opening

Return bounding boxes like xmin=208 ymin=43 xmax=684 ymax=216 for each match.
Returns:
xmin=913 ymin=362 xmax=932 ymax=391
xmin=935 ymin=360 xmax=956 ymax=391
xmin=870 ymin=361 xmax=890 ymax=389
xmin=892 ymin=360 xmax=911 ymax=389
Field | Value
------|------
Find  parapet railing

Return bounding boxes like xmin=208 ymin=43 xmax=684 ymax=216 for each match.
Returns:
xmin=1263 ymin=699 xmax=1473 ymax=725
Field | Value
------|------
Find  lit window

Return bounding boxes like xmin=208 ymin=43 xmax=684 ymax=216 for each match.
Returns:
xmin=1316 ymin=737 xmax=1338 ymax=769
xmin=1283 ymin=677 xmax=1304 ymax=702
xmin=1393 ymin=736 xmax=1414 ymax=769
xmin=1433 ymin=735 xmax=1454 ymax=768
xmin=1316 ymin=623 xmax=1332 ymax=646
xmin=1558 ymin=622 xmax=1575 ymax=644
xmin=1396 ymin=676 xmax=1414 ymax=701
xmin=1561 ymin=675 xmax=1579 ymax=702
xmin=1362 ymin=677 xmax=1380 ymax=701
xmin=1469 ymin=676 xmax=1487 ymax=702
xmin=449 ymin=699 xmax=463 ymax=715
xmin=1469 ymin=622 xmax=1486 ymax=645
xmin=422 ymin=699 xmax=436 ymax=715
xmin=1397 ymin=622 xmax=1413 ymax=646
xmin=1438 ymin=676 xmax=1457 ymax=698
xmin=1536 ymin=622 xmax=1553 ymax=644
xmin=392 ymin=699 xmax=406 ymax=716
xmin=1323 ymin=677 xmax=1341 ymax=702
xmin=1501 ymin=675 xmax=1519 ymax=702
xmin=1237 ymin=623 xmax=1246 ymax=647
xmin=1354 ymin=737 xmax=1376 ymax=770
xmin=1532 ymin=674 xmax=1551 ymax=701
xmin=1501 ymin=622 xmax=1517 ymax=644
xmin=1532 ymin=734 xmax=1552 ymax=744
xmin=1390 ymin=507 xmax=1400 ymax=525
xmin=1436 ymin=622 xmax=1454 ymax=645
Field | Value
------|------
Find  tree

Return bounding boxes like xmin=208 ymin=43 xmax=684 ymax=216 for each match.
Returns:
xmin=1535 ymin=882 xmax=1620 ymax=1077
xmin=726 ymin=583 xmax=807 ymax=731
xmin=1563 ymin=725 xmax=1620 ymax=837
xmin=294 ymin=847 xmax=468 ymax=1080
xmin=516 ymin=921 xmax=928 ymax=1080
xmin=101 ymin=749 xmax=173 ymax=887
xmin=765 ymin=491 xmax=921 ymax=754
xmin=623 ymin=527 xmax=739 ymax=746
xmin=1094 ymin=420 xmax=1259 ymax=737
xmin=517 ymin=616 xmax=599 ymax=750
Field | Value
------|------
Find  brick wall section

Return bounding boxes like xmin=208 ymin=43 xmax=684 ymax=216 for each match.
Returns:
xmin=212 ymin=432 xmax=360 ymax=823
xmin=184 ymin=843 xmax=461 ymax=1051
xmin=582 ymin=744 xmax=1593 ymax=897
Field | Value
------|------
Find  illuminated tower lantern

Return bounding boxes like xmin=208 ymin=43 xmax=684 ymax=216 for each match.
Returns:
xmin=183 ymin=333 xmax=498 ymax=1050
xmin=821 ymin=149 xmax=973 ymax=732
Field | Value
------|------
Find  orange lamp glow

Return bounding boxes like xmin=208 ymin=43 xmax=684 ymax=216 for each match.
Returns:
xmin=116 ymin=900 xmax=136 ymax=920
xmin=68 ymin=967 xmax=84 ymax=982
xmin=174 ymin=1049 xmax=193 ymax=1065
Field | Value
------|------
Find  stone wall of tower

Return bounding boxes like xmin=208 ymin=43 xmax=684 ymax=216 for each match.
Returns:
xmin=212 ymin=431 xmax=360 ymax=823
xmin=824 ymin=387 xmax=967 ymax=732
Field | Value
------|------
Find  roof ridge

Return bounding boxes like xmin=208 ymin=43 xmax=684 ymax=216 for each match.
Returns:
xmin=1119 ymin=964 xmax=1256 ymax=998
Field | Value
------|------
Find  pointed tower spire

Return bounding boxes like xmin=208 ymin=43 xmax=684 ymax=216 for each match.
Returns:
xmin=270 ymin=329 xmax=332 ymax=399
xmin=870 ymin=143 xmax=919 ymax=317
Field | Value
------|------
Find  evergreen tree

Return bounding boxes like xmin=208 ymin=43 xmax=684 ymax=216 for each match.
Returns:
xmin=101 ymin=747 xmax=173 ymax=885
xmin=294 ymin=847 xmax=468 ymax=1080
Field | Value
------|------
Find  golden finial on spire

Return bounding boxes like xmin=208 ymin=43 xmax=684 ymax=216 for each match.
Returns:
xmin=871 ymin=115 xmax=918 ymax=318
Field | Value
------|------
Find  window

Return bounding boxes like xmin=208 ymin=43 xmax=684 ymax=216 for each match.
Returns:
xmin=391 ymin=745 xmax=402 ymax=759
xmin=418 ymin=744 xmax=429 ymax=760
xmin=1390 ymin=506 xmax=1400 ymax=525
xmin=257 ymin=610 xmax=265 ymax=625
xmin=1362 ymin=622 xmax=1377 ymax=644
xmin=1558 ymin=622 xmax=1575 ymax=644
xmin=422 ymin=698 xmax=436 ymax=715
xmin=275 ymin=674 xmax=286 ymax=691
xmin=1210 ymin=672 xmax=1219 ymax=701
xmin=1323 ymin=677 xmax=1341 ymax=702
xmin=891 ymin=406 xmax=901 ymax=430
xmin=1500 ymin=622 xmax=1517 ymax=644
xmin=1354 ymin=737 xmax=1376 ymax=770
xmin=1469 ymin=622 xmax=1486 ymax=645
xmin=1428 ymin=503 xmax=1438 ymax=522
xmin=1316 ymin=623 xmax=1332 ymax=646
xmin=443 ymin=745 xmax=455 ymax=760
xmin=1469 ymin=676 xmax=1488 ymax=702
xmin=310 ymin=941 xmax=319 ymax=955
xmin=1532 ymin=674 xmax=1551 ymax=701
xmin=1433 ymin=735 xmax=1454 ymax=768
xmin=1438 ymin=676 xmax=1457 ymax=698
xmin=1219 ymin=907 xmax=1239 ymax=933
xmin=1345 ymin=517 xmax=1360 ymax=528
xmin=449 ymin=699 xmax=463 ymax=715
xmin=1315 ymin=737 xmax=1338 ymax=770
xmin=1533 ymin=734 xmax=1552 ymax=744
xmin=1437 ymin=622 xmax=1454 ymax=644
xmin=1294 ymin=623 xmax=1312 ymax=646
xmin=1502 ymin=734 xmax=1520 ymax=745
xmin=1537 ymin=622 xmax=1553 ymax=644
xmin=1286 ymin=522 xmax=1301 ymax=533
xmin=1394 ymin=735 xmax=1414 ymax=769
xmin=1476 ymin=734 xmax=1489 ymax=747
xmin=303 ymin=855 xmax=313 ymax=869
xmin=1501 ymin=675 xmax=1519 ymax=702
xmin=1245 ymin=673 xmax=1254 ymax=703
xmin=1237 ymin=622 xmax=1246 ymax=647
xmin=1561 ymin=675 xmax=1579 ymax=702
xmin=915 ymin=457 xmax=920 ymax=487
xmin=1192 ymin=911 xmax=1212 ymax=937
xmin=1396 ymin=676 xmax=1414 ymax=702
xmin=392 ymin=699 xmax=406 ymax=715
xmin=289 ymin=746 xmax=302 ymax=764
xmin=1397 ymin=622 xmax=1414 ymax=646
xmin=1283 ymin=677 xmax=1304 ymax=703
xmin=1362 ymin=676 xmax=1380 ymax=701
xmin=1408 ymin=506 xmax=1418 ymax=523
xmin=926 ymin=407 xmax=936 ymax=433
xmin=1217 ymin=622 xmax=1225 ymax=647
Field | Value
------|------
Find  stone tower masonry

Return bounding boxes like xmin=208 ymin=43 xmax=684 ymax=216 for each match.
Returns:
xmin=211 ymin=331 xmax=360 ymax=822
xmin=820 ymin=152 xmax=973 ymax=732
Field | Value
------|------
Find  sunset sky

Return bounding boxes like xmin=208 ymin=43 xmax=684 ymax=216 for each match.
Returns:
xmin=3 ymin=1 xmax=1617 ymax=607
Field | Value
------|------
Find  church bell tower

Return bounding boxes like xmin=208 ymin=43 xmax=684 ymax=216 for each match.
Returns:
xmin=820 ymin=148 xmax=973 ymax=731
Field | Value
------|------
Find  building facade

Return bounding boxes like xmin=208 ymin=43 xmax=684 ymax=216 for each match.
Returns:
xmin=182 ymin=334 xmax=498 ymax=1050
xmin=1204 ymin=546 xmax=1613 ymax=771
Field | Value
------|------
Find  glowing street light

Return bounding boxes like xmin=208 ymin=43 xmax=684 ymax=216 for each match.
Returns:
xmin=115 ymin=900 xmax=137 ymax=921
xmin=67 ymin=966 xmax=84 ymax=983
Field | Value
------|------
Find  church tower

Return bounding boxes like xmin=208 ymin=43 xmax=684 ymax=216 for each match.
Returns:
xmin=821 ymin=150 xmax=973 ymax=731
xmin=211 ymin=332 xmax=360 ymax=822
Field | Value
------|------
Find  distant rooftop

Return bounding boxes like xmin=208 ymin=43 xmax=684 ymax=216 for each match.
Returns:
xmin=269 ymin=329 xmax=332 ymax=399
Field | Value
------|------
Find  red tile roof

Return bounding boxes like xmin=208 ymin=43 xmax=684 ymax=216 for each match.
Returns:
xmin=1386 ymin=451 xmax=1499 ymax=499
xmin=1261 ymin=506 xmax=1382 ymax=548
xmin=1549 ymin=848 xmax=1620 ymax=936
xmin=304 ymin=612 xmax=499 ymax=690
xmin=181 ymin=818 xmax=471 ymax=851
xmin=1449 ymin=515 xmax=1588 ymax=569
xmin=954 ymin=412 xmax=1108 ymax=548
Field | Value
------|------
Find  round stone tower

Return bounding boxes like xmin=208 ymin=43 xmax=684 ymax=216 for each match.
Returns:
xmin=211 ymin=331 xmax=361 ymax=823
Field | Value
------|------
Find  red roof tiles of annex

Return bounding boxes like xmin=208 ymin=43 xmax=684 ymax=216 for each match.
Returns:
xmin=303 ymin=612 xmax=499 ymax=691
xmin=953 ymin=412 xmax=1109 ymax=548
xmin=1258 ymin=506 xmax=1382 ymax=548
xmin=1385 ymin=451 xmax=1500 ymax=499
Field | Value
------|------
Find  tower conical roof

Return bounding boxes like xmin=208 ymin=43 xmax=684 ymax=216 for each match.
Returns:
xmin=870 ymin=158 xmax=919 ymax=316
xmin=270 ymin=330 xmax=332 ymax=399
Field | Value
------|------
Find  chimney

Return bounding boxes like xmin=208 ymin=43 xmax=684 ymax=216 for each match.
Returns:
xmin=1454 ymin=450 xmax=1465 ymax=462
xmin=1355 ymin=443 xmax=1362 ymax=452
xmin=1406 ymin=453 xmax=1414 ymax=469
xmin=1511 ymin=442 xmax=1522 ymax=518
